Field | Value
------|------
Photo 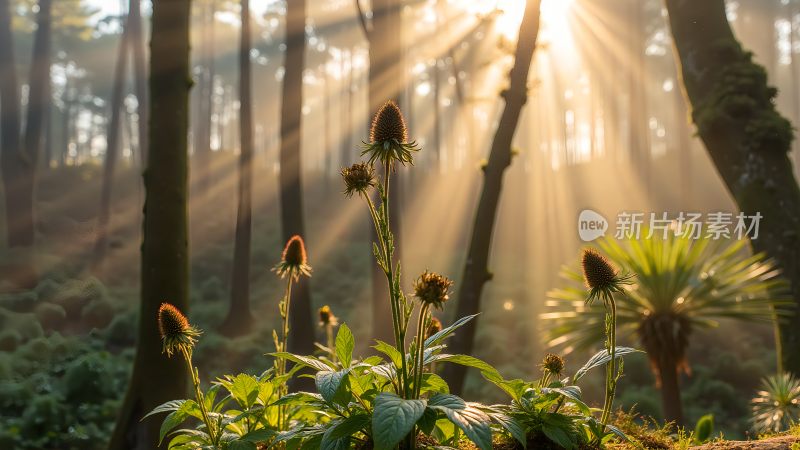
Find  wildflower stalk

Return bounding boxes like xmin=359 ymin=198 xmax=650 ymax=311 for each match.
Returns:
xmin=179 ymin=346 xmax=218 ymax=444
xmin=600 ymin=291 xmax=618 ymax=426
xmin=413 ymin=303 xmax=431 ymax=398
xmin=276 ymin=276 xmax=293 ymax=430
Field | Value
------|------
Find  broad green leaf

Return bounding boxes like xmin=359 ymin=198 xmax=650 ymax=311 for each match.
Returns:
xmin=427 ymin=394 xmax=492 ymax=450
xmin=315 ymin=369 xmax=350 ymax=404
xmin=320 ymin=414 xmax=370 ymax=450
xmin=228 ymin=374 xmax=260 ymax=409
xmin=373 ymin=340 xmax=403 ymax=368
xmin=487 ymin=410 xmax=526 ymax=448
xmin=335 ymin=323 xmax=355 ymax=367
xmin=157 ymin=400 xmax=199 ymax=445
xmin=240 ymin=428 xmax=277 ymax=443
xmin=573 ymin=347 xmax=642 ymax=382
xmin=428 ymin=354 xmax=501 ymax=382
xmin=142 ymin=399 xmax=187 ymax=420
xmin=542 ymin=422 xmax=576 ymax=450
xmin=420 ymin=373 xmax=450 ymax=394
xmin=227 ymin=441 xmax=257 ymax=450
xmin=372 ymin=392 xmax=427 ymax=450
xmin=270 ymin=392 xmax=324 ymax=407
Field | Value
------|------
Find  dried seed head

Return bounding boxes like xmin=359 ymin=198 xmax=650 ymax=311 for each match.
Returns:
xmin=318 ymin=305 xmax=338 ymax=327
xmin=341 ymin=162 xmax=376 ymax=198
xmin=413 ymin=271 xmax=453 ymax=310
xmin=158 ymin=303 xmax=200 ymax=357
xmin=582 ymin=248 xmax=618 ymax=291
xmin=426 ymin=316 xmax=443 ymax=340
xmin=274 ymin=235 xmax=312 ymax=280
xmin=370 ymin=101 xmax=407 ymax=144
xmin=541 ymin=353 xmax=565 ymax=376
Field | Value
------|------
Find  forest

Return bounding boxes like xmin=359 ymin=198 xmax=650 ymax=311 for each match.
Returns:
xmin=1 ymin=0 xmax=800 ymax=449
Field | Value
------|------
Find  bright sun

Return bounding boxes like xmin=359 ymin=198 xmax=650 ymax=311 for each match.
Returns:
xmin=491 ymin=0 xmax=574 ymax=40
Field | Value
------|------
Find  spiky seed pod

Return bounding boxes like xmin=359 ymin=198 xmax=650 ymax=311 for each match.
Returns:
xmin=274 ymin=235 xmax=312 ymax=281
xmin=425 ymin=316 xmax=443 ymax=340
xmin=581 ymin=248 xmax=632 ymax=304
xmin=541 ymin=353 xmax=565 ymax=376
xmin=370 ymin=101 xmax=407 ymax=144
xmin=362 ymin=101 xmax=420 ymax=167
xmin=413 ymin=271 xmax=454 ymax=310
xmin=341 ymin=162 xmax=376 ymax=198
xmin=318 ymin=305 xmax=338 ymax=327
xmin=158 ymin=303 xmax=201 ymax=357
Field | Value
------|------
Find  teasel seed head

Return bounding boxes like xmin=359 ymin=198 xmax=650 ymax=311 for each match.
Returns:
xmin=541 ymin=353 xmax=565 ymax=377
xmin=425 ymin=316 xmax=443 ymax=340
xmin=341 ymin=162 xmax=376 ymax=198
xmin=318 ymin=305 xmax=338 ymax=327
xmin=274 ymin=235 xmax=312 ymax=281
xmin=581 ymin=248 xmax=632 ymax=304
xmin=362 ymin=101 xmax=419 ymax=168
xmin=158 ymin=303 xmax=201 ymax=357
xmin=413 ymin=271 xmax=454 ymax=310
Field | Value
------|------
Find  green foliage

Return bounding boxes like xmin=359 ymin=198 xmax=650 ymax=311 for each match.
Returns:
xmin=751 ymin=373 xmax=800 ymax=434
xmin=693 ymin=414 xmax=714 ymax=444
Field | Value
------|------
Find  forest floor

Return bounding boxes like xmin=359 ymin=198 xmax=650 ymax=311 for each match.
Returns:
xmin=690 ymin=435 xmax=800 ymax=450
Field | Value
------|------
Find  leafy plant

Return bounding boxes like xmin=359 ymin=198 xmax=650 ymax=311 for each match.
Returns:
xmin=751 ymin=372 xmax=800 ymax=433
xmin=542 ymin=231 xmax=790 ymax=425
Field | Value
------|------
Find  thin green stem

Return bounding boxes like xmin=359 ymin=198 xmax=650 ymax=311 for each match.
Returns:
xmin=600 ymin=293 xmax=617 ymax=426
xmin=413 ymin=304 xmax=430 ymax=399
xmin=277 ymin=276 xmax=294 ymax=431
xmin=326 ymin=323 xmax=335 ymax=363
xmin=181 ymin=347 xmax=217 ymax=444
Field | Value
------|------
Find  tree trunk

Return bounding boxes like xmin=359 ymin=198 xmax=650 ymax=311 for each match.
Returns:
xmin=280 ymin=0 xmax=315 ymax=372
xmin=656 ymin=356 xmax=684 ymax=425
xmin=219 ymin=0 xmax=255 ymax=336
xmin=442 ymin=0 xmax=542 ymax=396
xmin=108 ymin=1 xmax=191 ymax=448
xmin=664 ymin=0 xmax=800 ymax=374
xmin=93 ymin=14 xmax=131 ymax=271
xmin=0 ymin=0 xmax=23 ymax=250
xmin=193 ymin=1 xmax=214 ymax=194
xmin=130 ymin=0 xmax=148 ymax=168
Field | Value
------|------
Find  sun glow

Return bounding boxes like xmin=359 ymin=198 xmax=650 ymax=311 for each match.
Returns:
xmin=485 ymin=0 xmax=575 ymax=41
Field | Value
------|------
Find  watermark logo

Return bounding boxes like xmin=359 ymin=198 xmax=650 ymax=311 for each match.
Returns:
xmin=577 ymin=210 xmax=763 ymax=241
xmin=578 ymin=209 xmax=609 ymax=242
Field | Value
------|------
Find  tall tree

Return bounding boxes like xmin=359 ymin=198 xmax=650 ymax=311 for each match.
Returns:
xmin=219 ymin=0 xmax=255 ymax=336
xmin=665 ymin=0 xmax=800 ymax=374
xmin=280 ymin=0 xmax=315 ymax=362
xmin=0 ymin=0 xmax=53 ymax=287
xmin=441 ymin=0 xmax=542 ymax=395
xmin=355 ymin=0 xmax=405 ymax=345
xmin=192 ymin=0 xmax=215 ymax=193
xmin=108 ymin=1 xmax=192 ymax=448
xmin=130 ymin=0 xmax=148 ymax=168
xmin=92 ymin=9 xmax=131 ymax=270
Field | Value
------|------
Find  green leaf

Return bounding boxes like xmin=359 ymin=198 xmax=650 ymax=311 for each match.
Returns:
xmin=573 ymin=347 xmax=641 ymax=382
xmin=227 ymin=374 xmax=260 ymax=409
xmin=544 ymin=386 xmax=590 ymax=414
xmin=270 ymin=352 xmax=333 ymax=372
xmin=542 ymin=422 xmax=576 ymax=450
xmin=315 ymin=369 xmax=350 ymax=404
xmin=694 ymin=414 xmax=714 ymax=444
xmin=373 ymin=340 xmax=403 ymax=368
xmin=157 ymin=400 xmax=199 ymax=445
xmin=335 ymin=323 xmax=355 ymax=368
xmin=321 ymin=414 xmax=370 ymax=450
xmin=428 ymin=354 xmax=501 ymax=382
xmin=227 ymin=441 xmax=257 ymax=450
xmin=427 ymin=394 xmax=492 ymax=450
xmin=240 ymin=428 xmax=277 ymax=443
xmin=372 ymin=392 xmax=427 ymax=450
xmin=142 ymin=399 xmax=187 ymax=421
xmin=424 ymin=314 xmax=479 ymax=348
xmin=420 ymin=373 xmax=450 ymax=394
xmin=482 ymin=406 xmax=526 ymax=448
xmin=269 ymin=391 xmax=324 ymax=407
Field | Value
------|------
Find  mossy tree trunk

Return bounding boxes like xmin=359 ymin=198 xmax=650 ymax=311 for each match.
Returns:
xmin=0 ymin=0 xmax=52 ymax=287
xmin=280 ymin=0 xmax=315 ymax=375
xmin=442 ymin=0 xmax=542 ymax=395
xmin=219 ymin=0 xmax=255 ymax=336
xmin=665 ymin=0 xmax=800 ymax=374
xmin=108 ymin=1 xmax=192 ymax=448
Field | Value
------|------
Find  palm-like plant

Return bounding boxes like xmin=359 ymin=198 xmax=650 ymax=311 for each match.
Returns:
xmin=542 ymin=230 xmax=790 ymax=426
xmin=751 ymin=372 xmax=800 ymax=433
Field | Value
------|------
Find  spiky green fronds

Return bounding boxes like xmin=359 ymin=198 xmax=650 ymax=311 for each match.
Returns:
xmin=752 ymin=372 xmax=800 ymax=433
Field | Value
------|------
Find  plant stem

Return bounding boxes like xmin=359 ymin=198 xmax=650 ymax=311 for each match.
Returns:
xmin=277 ymin=276 xmax=293 ymax=430
xmin=413 ymin=304 xmax=430 ymax=399
xmin=180 ymin=347 xmax=217 ymax=444
xmin=600 ymin=293 xmax=617 ymax=426
xmin=326 ymin=322 xmax=335 ymax=363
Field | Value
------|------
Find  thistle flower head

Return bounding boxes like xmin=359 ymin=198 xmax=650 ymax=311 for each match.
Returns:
xmin=413 ymin=271 xmax=453 ymax=310
xmin=541 ymin=353 xmax=565 ymax=377
xmin=362 ymin=101 xmax=419 ymax=168
xmin=425 ymin=316 xmax=443 ymax=340
xmin=341 ymin=162 xmax=376 ymax=198
xmin=581 ymin=248 xmax=631 ymax=304
xmin=157 ymin=302 xmax=201 ymax=357
xmin=318 ymin=305 xmax=339 ymax=327
xmin=274 ymin=235 xmax=312 ymax=281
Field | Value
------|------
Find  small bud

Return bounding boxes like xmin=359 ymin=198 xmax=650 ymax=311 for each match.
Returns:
xmin=318 ymin=305 xmax=338 ymax=327
xmin=274 ymin=235 xmax=312 ymax=281
xmin=425 ymin=316 xmax=443 ymax=340
xmin=158 ymin=303 xmax=201 ymax=357
xmin=413 ymin=271 xmax=454 ymax=310
xmin=341 ymin=162 xmax=376 ymax=198
xmin=541 ymin=353 xmax=565 ymax=376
